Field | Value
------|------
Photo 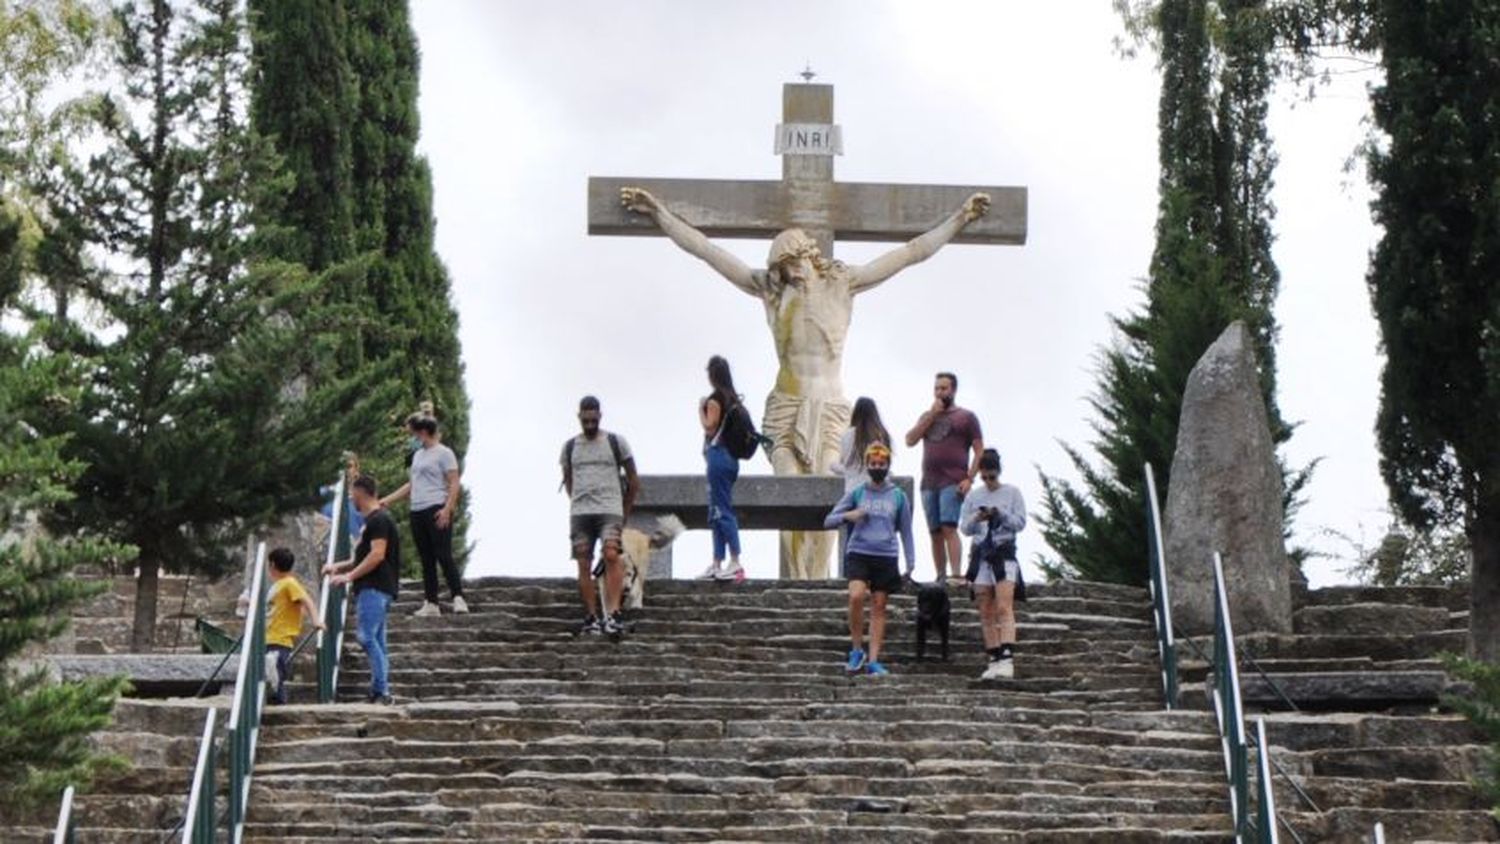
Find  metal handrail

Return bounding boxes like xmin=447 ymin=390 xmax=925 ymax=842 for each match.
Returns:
xmin=316 ymin=476 xmax=351 ymax=704
xmin=1371 ymin=822 xmax=1386 ymax=843
xmin=225 ymin=541 xmax=267 ymax=844
xmin=1143 ymin=463 xmax=1180 ymax=708
xmin=53 ymin=785 xmax=75 ymax=844
xmin=179 ymin=708 xmax=218 ymax=843
xmin=1210 ymin=551 xmax=1251 ymax=837
xmin=1253 ymin=718 xmax=1281 ymax=844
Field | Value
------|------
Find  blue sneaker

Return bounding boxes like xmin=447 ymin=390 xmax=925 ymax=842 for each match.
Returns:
xmin=845 ymin=648 xmax=867 ymax=673
xmin=866 ymin=661 xmax=890 ymax=677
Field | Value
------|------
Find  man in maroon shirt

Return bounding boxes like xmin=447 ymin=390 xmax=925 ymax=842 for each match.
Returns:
xmin=905 ymin=372 xmax=985 ymax=581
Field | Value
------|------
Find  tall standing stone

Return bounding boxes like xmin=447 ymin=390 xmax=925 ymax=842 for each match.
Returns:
xmin=1164 ymin=321 xmax=1291 ymax=634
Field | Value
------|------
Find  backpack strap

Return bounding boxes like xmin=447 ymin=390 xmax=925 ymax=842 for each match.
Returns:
xmin=851 ymin=486 xmax=864 ymax=508
xmin=607 ymin=432 xmax=623 ymax=471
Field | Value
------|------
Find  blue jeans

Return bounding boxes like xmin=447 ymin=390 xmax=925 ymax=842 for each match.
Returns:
xmin=705 ymin=444 xmax=741 ymax=562
xmin=355 ymin=588 xmax=392 ymax=698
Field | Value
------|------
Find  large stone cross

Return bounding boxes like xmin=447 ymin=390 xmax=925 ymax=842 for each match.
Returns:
xmin=587 ymin=82 xmax=1027 ymax=258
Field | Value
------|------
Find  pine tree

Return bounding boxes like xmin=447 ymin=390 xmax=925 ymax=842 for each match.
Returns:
xmin=1364 ymin=0 xmax=1500 ymax=659
xmin=0 ymin=330 xmax=131 ymax=811
xmin=1039 ymin=0 xmax=1289 ymax=584
xmin=0 ymin=7 xmax=131 ymax=809
xmin=40 ymin=0 xmax=399 ymax=651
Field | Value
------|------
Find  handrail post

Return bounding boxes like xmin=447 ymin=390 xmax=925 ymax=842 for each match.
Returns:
xmin=1143 ymin=463 xmax=1180 ymax=709
xmin=227 ymin=541 xmax=267 ymax=844
xmin=1212 ymin=551 xmax=1250 ymax=840
xmin=180 ymin=708 xmax=218 ymax=843
xmin=317 ymin=476 xmax=350 ymax=704
xmin=52 ymin=785 xmax=75 ymax=844
xmin=1254 ymin=718 xmax=1280 ymax=844
xmin=1371 ymin=822 xmax=1386 ymax=844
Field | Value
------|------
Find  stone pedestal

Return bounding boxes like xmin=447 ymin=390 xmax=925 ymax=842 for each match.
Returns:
xmin=1164 ymin=321 xmax=1292 ymax=635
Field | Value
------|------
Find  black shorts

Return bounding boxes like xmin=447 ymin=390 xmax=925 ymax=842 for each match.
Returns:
xmin=846 ymin=552 xmax=903 ymax=594
xmin=570 ymin=514 xmax=623 ymax=557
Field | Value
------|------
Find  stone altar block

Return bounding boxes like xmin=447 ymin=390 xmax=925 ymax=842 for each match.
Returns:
xmin=628 ymin=474 xmax=915 ymax=578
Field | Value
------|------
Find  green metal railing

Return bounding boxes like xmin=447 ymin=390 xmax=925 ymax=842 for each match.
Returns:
xmin=316 ymin=477 xmax=352 ymax=704
xmin=1143 ymin=463 xmax=1180 ymax=709
xmin=1209 ymin=551 xmax=1252 ymax=839
xmin=179 ymin=708 xmax=218 ymax=843
xmin=1252 ymin=717 xmax=1280 ymax=843
xmin=225 ymin=541 xmax=268 ymax=844
xmin=52 ymin=785 xmax=75 ymax=844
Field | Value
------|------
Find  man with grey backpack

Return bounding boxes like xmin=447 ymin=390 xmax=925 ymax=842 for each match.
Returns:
xmin=560 ymin=395 xmax=640 ymax=635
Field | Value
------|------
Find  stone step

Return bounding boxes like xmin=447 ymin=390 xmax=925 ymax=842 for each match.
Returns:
xmin=324 ymin=681 xmax=1162 ymax=708
xmin=1294 ymin=584 xmax=1468 ymax=612
xmin=243 ymin=818 xmax=1233 ymax=843
xmin=1233 ymin=630 xmax=1469 ymax=662
xmin=447 ymin=576 xmax=1151 ymax=602
xmin=254 ymin=732 xmax=1226 ymax=775
xmin=246 ymin=781 xmax=1229 ymax=816
xmin=258 ymin=700 xmax=1213 ymax=732
xmin=256 ymin=714 xmax=1219 ymax=753
xmin=1281 ymin=806 xmax=1499 ymax=842
xmin=1259 ymin=711 xmax=1485 ymax=751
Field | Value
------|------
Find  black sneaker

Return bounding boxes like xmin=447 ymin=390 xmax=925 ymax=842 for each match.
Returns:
xmin=602 ymin=614 xmax=624 ymax=636
xmin=578 ymin=615 xmax=602 ymax=635
xmin=368 ymin=692 xmax=395 ymax=705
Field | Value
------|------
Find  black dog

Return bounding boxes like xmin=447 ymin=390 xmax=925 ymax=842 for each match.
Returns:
xmin=915 ymin=583 xmax=951 ymax=661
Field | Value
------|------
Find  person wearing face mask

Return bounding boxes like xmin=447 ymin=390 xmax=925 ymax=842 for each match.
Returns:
xmin=380 ymin=413 xmax=466 ymax=617
xmin=959 ymin=449 xmax=1027 ymax=680
xmin=905 ymin=372 xmax=985 ymax=583
xmin=823 ymin=443 xmax=915 ymax=677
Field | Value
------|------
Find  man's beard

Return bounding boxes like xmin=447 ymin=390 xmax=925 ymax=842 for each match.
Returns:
xmin=940 ymin=396 xmax=954 ymax=409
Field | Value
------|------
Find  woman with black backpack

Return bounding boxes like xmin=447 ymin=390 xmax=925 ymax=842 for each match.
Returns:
xmin=698 ymin=355 xmax=746 ymax=582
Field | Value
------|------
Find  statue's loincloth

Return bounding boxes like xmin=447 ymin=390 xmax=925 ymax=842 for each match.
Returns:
xmin=761 ymin=392 xmax=851 ymax=472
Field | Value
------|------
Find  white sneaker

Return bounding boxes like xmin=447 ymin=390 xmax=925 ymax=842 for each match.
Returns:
xmin=695 ymin=561 xmax=721 ymax=580
xmin=981 ymin=658 xmax=1014 ymax=681
xmin=412 ymin=601 xmax=441 ymax=618
xmin=452 ymin=596 xmax=469 ymax=614
xmin=714 ymin=560 xmax=746 ymax=582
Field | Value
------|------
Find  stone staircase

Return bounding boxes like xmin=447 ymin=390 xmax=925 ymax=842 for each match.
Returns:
xmin=12 ymin=577 xmax=1494 ymax=842
xmin=4 ymin=696 xmax=226 ymax=842
xmin=246 ymin=577 xmax=1235 ymax=842
xmin=1181 ymin=583 xmax=1498 ymax=842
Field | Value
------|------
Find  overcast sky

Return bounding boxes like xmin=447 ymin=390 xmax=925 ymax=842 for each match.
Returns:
xmin=406 ymin=1 xmax=1387 ymax=587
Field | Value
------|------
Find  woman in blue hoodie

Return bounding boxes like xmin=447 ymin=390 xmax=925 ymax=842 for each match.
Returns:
xmin=824 ymin=443 xmax=915 ymax=676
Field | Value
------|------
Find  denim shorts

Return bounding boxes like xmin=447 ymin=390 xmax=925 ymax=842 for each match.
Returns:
xmin=920 ymin=484 xmax=964 ymax=532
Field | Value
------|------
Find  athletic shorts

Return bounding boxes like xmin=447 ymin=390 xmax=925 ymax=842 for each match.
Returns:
xmin=974 ymin=557 xmax=1021 ymax=588
xmin=570 ymin=514 xmax=623 ymax=557
xmin=846 ymin=552 xmax=903 ymax=594
xmin=920 ymin=485 xmax=963 ymax=532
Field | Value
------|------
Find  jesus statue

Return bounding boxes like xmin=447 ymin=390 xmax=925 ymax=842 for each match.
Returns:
xmin=621 ymin=186 xmax=991 ymax=579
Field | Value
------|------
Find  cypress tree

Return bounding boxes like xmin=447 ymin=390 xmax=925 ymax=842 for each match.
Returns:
xmin=343 ymin=0 xmax=470 ymax=468
xmin=1364 ymin=0 xmax=1500 ymax=659
xmin=249 ymin=1 xmax=471 ymax=564
xmin=245 ymin=0 xmax=356 ymax=273
xmin=1040 ymin=0 xmax=1288 ymax=584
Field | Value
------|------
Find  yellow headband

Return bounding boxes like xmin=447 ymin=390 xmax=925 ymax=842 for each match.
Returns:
xmin=864 ymin=443 xmax=891 ymax=462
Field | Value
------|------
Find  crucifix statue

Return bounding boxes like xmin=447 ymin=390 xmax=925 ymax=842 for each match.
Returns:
xmin=587 ymin=80 xmax=1027 ymax=580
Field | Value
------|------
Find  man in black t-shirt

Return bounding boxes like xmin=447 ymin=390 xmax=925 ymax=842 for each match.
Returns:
xmin=323 ymin=473 xmax=401 ymax=703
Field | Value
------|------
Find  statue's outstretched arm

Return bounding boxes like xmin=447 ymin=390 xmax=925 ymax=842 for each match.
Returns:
xmin=850 ymin=192 xmax=990 ymax=294
xmin=621 ymin=187 xmax=759 ymax=296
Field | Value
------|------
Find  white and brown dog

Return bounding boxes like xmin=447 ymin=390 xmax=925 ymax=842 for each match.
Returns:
xmin=617 ymin=515 xmax=685 ymax=610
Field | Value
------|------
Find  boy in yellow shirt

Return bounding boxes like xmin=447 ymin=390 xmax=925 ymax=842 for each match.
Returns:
xmin=266 ymin=547 xmax=323 ymax=704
